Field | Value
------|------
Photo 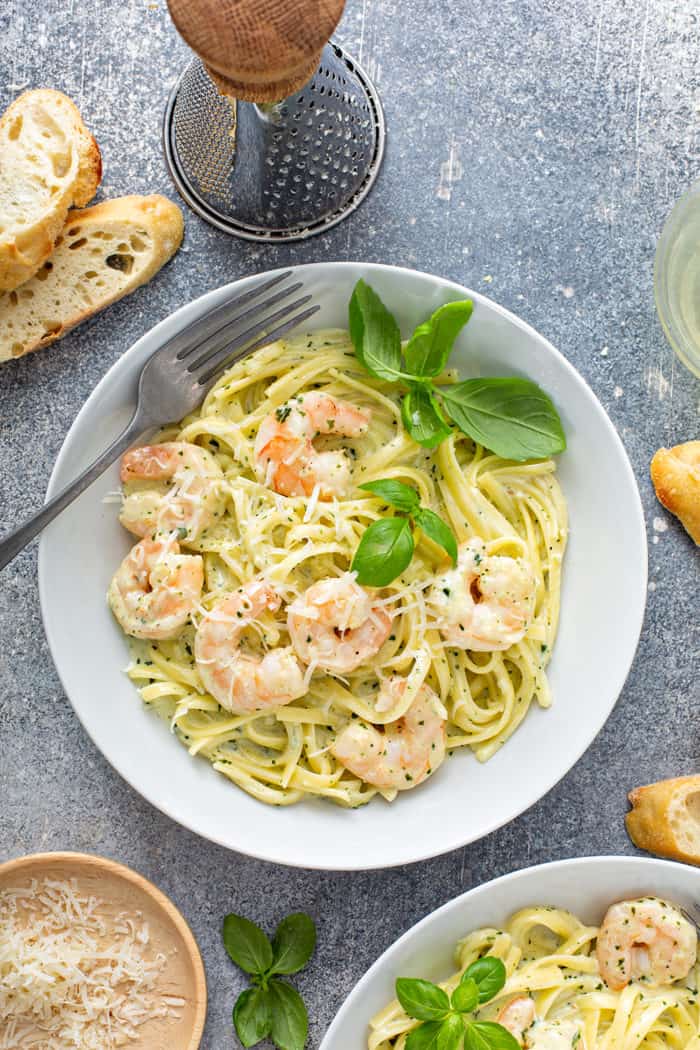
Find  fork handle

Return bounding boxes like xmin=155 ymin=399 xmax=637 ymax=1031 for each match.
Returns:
xmin=0 ymin=410 xmax=148 ymax=572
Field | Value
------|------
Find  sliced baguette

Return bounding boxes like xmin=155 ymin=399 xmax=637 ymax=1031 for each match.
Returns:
xmin=651 ymin=441 xmax=700 ymax=545
xmin=0 ymin=195 xmax=184 ymax=362
xmin=626 ymin=775 xmax=700 ymax=867
xmin=0 ymin=89 xmax=102 ymax=291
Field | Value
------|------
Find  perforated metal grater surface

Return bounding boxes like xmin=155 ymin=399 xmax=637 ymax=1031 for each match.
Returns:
xmin=163 ymin=42 xmax=385 ymax=242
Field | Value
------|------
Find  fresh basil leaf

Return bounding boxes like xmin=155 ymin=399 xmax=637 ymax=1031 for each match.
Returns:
xmin=359 ymin=479 xmax=420 ymax=512
xmin=269 ymin=913 xmax=316 ymax=976
xmin=401 ymin=384 xmax=452 ymax=448
xmin=405 ymin=300 xmax=473 ymax=377
xmin=451 ymin=976 xmax=479 ymax=1014
xmin=406 ymin=1016 xmax=464 ymax=1050
xmin=222 ymin=914 xmax=274 ymax=975
xmin=462 ymin=957 xmax=507 ymax=1003
xmin=438 ymin=378 xmax=566 ymax=461
xmin=436 ymin=1013 xmax=466 ymax=1050
xmin=413 ymin=508 xmax=458 ymax=565
xmin=405 ymin=1021 xmax=445 ymax=1050
xmin=349 ymin=279 xmax=403 ymax=381
xmin=463 ymin=1021 xmax=521 ymax=1050
xmin=233 ymin=986 xmax=273 ymax=1048
xmin=268 ymin=979 xmax=309 ymax=1050
xmin=351 ymin=516 xmax=414 ymax=586
xmin=396 ymin=978 xmax=451 ymax=1022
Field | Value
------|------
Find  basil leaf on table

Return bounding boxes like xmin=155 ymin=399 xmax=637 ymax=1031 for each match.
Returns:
xmin=223 ymin=914 xmax=274 ymax=975
xmin=349 ymin=279 xmax=403 ymax=381
xmin=405 ymin=299 xmax=473 ymax=378
xmin=233 ymin=986 xmax=273 ymax=1048
xmin=413 ymin=507 xmax=458 ymax=565
xmin=270 ymin=913 xmax=317 ymax=976
xmin=463 ymin=1021 xmax=522 ymax=1050
xmin=359 ymin=478 xmax=421 ymax=513
xmin=402 ymin=384 xmax=452 ymax=448
xmin=450 ymin=975 xmax=479 ymax=1014
xmin=438 ymin=378 xmax=566 ymax=461
xmin=462 ymin=957 xmax=507 ymax=1003
xmin=268 ymin=979 xmax=309 ymax=1050
xmin=406 ymin=1016 xmax=464 ymax=1050
xmin=351 ymin=516 xmax=414 ymax=586
xmin=396 ymin=978 xmax=451 ymax=1022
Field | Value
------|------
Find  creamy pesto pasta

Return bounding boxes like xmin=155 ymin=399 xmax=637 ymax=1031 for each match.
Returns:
xmin=369 ymin=903 xmax=700 ymax=1050
xmin=121 ymin=328 xmax=567 ymax=807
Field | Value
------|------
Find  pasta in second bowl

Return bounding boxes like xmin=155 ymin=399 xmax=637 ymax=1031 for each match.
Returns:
xmin=39 ymin=263 xmax=646 ymax=868
xmin=320 ymin=857 xmax=700 ymax=1050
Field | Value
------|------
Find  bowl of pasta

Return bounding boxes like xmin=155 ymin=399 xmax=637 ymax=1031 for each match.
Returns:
xmin=39 ymin=262 xmax=646 ymax=869
xmin=320 ymin=855 xmax=700 ymax=1050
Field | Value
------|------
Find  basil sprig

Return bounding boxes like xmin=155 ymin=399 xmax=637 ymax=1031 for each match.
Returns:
xmin=351 ymin=479 xmax=457 ymax=586
xmin=348 ymin=280 xmax=565 ymax=460
xmin=396 ymin=957 xmax=520 ymax=1050
xmin=223 ymin=912 xmax=316 ymax=1050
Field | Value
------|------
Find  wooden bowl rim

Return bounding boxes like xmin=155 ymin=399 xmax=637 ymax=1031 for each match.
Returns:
xmin=0 ymin=850 xmax=207 ymax=1050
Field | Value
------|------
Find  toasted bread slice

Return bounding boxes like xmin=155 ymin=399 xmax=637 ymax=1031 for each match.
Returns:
xmin=651 ymin=442 xmax=700 ymax=545
xmin=0 ymin=89 xmax=102 ymax=291
xmin=0 ymin=195 xmax=184 ymax=362
xmin=626 ymin=776 xmax=700 ymax=867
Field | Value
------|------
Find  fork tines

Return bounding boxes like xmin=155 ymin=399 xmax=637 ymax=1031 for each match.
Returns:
xmin=177 ymin=274 xmax=320 ymax=388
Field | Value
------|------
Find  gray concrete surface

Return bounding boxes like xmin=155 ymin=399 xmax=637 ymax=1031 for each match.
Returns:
xmin=1 ymin=0 xmax=699 ymax=1046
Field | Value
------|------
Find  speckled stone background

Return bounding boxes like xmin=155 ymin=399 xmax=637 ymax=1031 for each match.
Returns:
xmin=1 ymin=0 xmax=699 ymax=1046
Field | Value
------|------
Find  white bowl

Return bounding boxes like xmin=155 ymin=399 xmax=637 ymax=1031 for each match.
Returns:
xmin=39 ymin=263 xmax=647 ymax=870
xmin=320 ymin=856 xmax=699 ymax=1049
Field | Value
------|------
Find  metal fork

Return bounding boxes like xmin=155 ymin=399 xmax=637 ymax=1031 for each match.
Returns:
xmin=0 ymin=271 xmax=319 ymax=571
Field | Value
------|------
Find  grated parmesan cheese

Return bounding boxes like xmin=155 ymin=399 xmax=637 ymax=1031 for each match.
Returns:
xmin=0 ymin=877 xmax=183 ymax=1049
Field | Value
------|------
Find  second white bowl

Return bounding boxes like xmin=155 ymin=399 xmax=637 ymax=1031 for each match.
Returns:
xmin=320 ymin=855 xmax=700 ymax=1049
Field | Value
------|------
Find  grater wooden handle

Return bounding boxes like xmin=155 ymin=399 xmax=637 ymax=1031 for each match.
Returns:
xmin=167 ymin=0 xmax=346 ymax=103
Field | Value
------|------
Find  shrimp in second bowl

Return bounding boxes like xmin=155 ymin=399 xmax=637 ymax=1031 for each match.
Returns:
xmin=596 ymin=897 xmax=697 ymax=991
xmin=254 ymin=391 xmax=370 ymax=500
xmin=497 ymin=998 xmax=583 ymax=1049
xmin=428 ymin=538 xmax=536 ymax=651
xmin=195 ymin=580 xmax=307 ymax=714
xmin=119 ymin=441 xmax=223 ymax=543
xmin=331 ymin=678 xmax=447 ymax=791
xmin=287 ymin=573 xmax=392 ymax=673
xmin=108 ymin=535 xmax=203 ymax=640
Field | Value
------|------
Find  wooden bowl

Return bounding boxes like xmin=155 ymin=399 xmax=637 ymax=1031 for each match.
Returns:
xmin=0 ymin=851 xmax=207 ymax=1049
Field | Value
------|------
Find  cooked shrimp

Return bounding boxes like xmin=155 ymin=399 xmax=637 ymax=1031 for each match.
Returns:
xmin=497 ymin=999 xmax=583 ymax=1049
xmin=596 ymin=897 xmax=697 ymax=991
xmin=119 ymin=441 xmax=223 ymax=542
xmin=497 ymin=997 xmax=536 ymax=1043
xmin=254 ymin=391 xmax=370 ymax=500
xmin=108 ymin=536 xmax=203 ymax=640
xmin=330 ymin=678 xmax=446 ymax=790
xmin=194 ymin=580 xmax=307 ymax=714
xmin=428 ymin=538 xmax=535 ymax=651
xmin=287 ymin=573 xmax=392 ymax=673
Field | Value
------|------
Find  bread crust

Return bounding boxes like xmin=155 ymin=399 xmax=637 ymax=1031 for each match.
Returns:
xmin=0 ymin=195 xmax=184 ymax=361
xmin=650 ymin=442 xmax=700 ymax=545
xmin=0 ymin=89 xmax=102 ymax=291
xmin=626 ymin=775 xmax=700 ymax=867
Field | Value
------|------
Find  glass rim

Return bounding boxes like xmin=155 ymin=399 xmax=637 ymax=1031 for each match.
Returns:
xmin=654 ymin=179 xmax=700 ymax=378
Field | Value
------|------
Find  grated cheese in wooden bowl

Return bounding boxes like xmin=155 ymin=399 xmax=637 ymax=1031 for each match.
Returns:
xmin=0 ymin=877 xmax=185 ymax=1048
